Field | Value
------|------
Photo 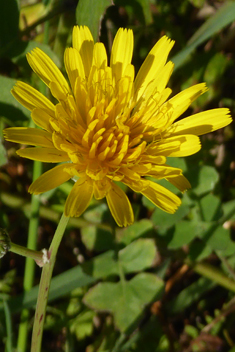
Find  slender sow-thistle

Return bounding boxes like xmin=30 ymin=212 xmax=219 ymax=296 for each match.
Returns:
xmin=4 ymin=26 xmax=232 ymax=226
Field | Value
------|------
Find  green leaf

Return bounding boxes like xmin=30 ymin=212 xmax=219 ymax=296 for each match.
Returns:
xmin=81 ymin=225 xmax=114 ymax=251
xmin=83 ymin=273 xmax=164 ymax=332
xmin=76 ymin=0 xmax=113 ymax=42
xmin=218 ymin=241 xmax=235 ymax=257
xmin=200 ymin=194 xmax=222 ymax=222
xmin=0 ymin=265 xmax=96 ymax=315
xmin=118 ymin=219 xmax=153 ymax=245
xmin=82 ymin=238 xmax=157 ymax=277
xmin=167 ymin=221 xmax=199 ymax=249
xmin=188 ymin=240 xmax=212 ymax=262
xmin=119 ymin=239 xmax=157 ymax=274
xmin=0 ymin=75 xmax=30 ymax=124
xmin=187 ymin=165 xmax=219 ymax=197
xmin=222 ymin=200 xmax=235 ymax=221
xmin=82 ymin=250 xmax=119 ymax=278
xmin=0 ymin=0 xmax=19 ymax=53
xmin=152 ymin=204 xmax=190 ymax=233
xmin=172 ymin=1 xmax=235 ymax=70
xmin=201 ymin=226 xmax=231 ymax=252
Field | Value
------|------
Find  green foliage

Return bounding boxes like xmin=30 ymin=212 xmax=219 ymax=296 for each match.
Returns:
xmin=84 ymin=273 xmax=164 ymax=332
xmin=76 ymin=0 xmax=113 ymax=42
xmin=1 ymin=0 xmax=235 ymax=351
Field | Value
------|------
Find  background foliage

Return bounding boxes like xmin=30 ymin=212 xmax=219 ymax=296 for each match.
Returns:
xmin=1 ymin=0 xmax=235 ymax=351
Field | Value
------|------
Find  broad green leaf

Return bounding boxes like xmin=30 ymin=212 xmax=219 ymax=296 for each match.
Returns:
xmin=218 ymin=241 xmax=235 ymax=257
xmin=82 ymin=238 xmax=157 ymax=277
xmin=118 ymin=219 xmax=153 ymax=245
xmin=167 ymin=277 xmax=215 ymax=314
xmin=76 ymin=0 xmax=113 ymax=42
xmin=167 ymin=221 xmax=199 ymax=249
xmin=152 ymin=204 xmax=190 ymax=233
xmin=200 ymin=194 xmax=222 ymax=222
xmin=119 ymin=239 xmax=156 ymax=273
xmin=221 ymin=200 xmax=235 ymax=221
xmin=82 ymin=250 xmax=119 ymax=278
xmin=0 ymin=0 xmax=19 ymax=54
xmin=172 ymin=1 xmax=235 ymax=70
xmin=201 ymin=226 xmax=231 ymax=251
xmin=81 ymin=225 xmax=114 ymax=251
xmin=83 ymin=273 xmax=164 ymax=332
xmin=188 ymin=240 xmax=212 ymax=262
xmin=187 ymin=165 xmax=219 ymax=197
xmin=0 ymin=75 xmax=30 ymax=124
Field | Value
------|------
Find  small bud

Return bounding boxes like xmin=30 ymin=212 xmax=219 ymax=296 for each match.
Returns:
xmin=0 ymin=229 xmax=11 ymax=258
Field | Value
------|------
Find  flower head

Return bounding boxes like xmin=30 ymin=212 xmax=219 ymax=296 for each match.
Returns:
xmin=4 ymin=26 xmax=232 ymax=226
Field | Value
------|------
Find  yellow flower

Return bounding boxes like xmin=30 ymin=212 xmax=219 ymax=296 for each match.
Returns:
xmin=4 ymin=26 xmax=232 ymax=226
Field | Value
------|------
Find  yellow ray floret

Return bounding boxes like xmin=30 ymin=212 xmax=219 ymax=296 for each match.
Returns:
xmin=3 ymin=25 xmax=232 ymax=227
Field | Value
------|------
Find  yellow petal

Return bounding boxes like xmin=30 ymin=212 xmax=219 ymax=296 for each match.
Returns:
xmin=92 ymin=42 xmax=107 ymax=69
xmin=167 ymin=108 xmax=232 ymax=136
xmin=147 ymin=165 xmax=182 ymax=179
xmin=141 ymin=61 xmax=174 ymax=103
xmin=16 ymin=147 xmax=70 ymax=162
xmin=64 ymin=47 xmax=85 ymax=91
xmin=140 ymin=180 xmax=181 ymax=213
xmin=154 ymin=135 xmax=201 ymax=157
xmin=64 ymin=177 xmax=94 ymax=217
xmin=134 ymin=36 xmax=174 ymax=100
xmin=28 ymin=163 xmax=71 ymax=194
xmin=31 ymin=108 xmax=53 ymax=131
xmin=11 ymin=81 xmax=55 ymax=115
xmin=166 ymin=83 xmax=208 ymax=124
xmin=3 ymin=127 xmax=53 ymax=147
xmin=110 ymin=28 xmax=134 ymax=82
xmin=27 ymin=48 xmax=71 ymax=100
xmin=93 ymin=178 xmax=111 ymax=199
xmin=72 ymin=26 xmax=94 ymax=78
xmin=106 ymin=182 xmax=134 ymax=227
xmin=167 ymin=174 xmax=191 ymax=192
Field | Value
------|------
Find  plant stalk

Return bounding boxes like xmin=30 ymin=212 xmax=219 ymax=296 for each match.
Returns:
xmin=31 ymin=212 xmax=70 ymax=352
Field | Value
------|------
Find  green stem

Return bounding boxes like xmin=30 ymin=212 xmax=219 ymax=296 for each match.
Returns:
xmin=9 ymin=242 xmax=44 ymax=264
xmin=3 ymin=299 xmax=13 ymax=352
xmin=31 ymin=213 xmax=70 ymax=352
xmin=17 ymin=160 xmax=43 ymax=352
xmin=189 ymin=261 xmax=235 ymax=293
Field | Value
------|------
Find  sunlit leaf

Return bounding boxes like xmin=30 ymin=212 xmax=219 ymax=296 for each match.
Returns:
xmin=76 ymin=0 xmax=113 ymax=42
xmin=84 ymin=273 xmax=164 ymax=332
xmin=0 ymin=75 xmax=30 ymax=124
